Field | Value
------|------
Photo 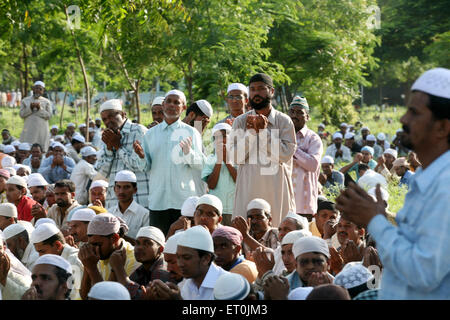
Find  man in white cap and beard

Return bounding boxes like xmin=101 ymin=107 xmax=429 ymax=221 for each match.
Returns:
xmin=70 ymin=146 xmax=98 ymax=205
xmin=3 ymin=223 xmax=39 ymax=271
xmin=217 ymin=83 xmax=248 ymax=125
xmin=132 ymin=90 xmax=205 ymax=235
xmin=325 ymin=132 xmax=352 ymax=163
xmin=95 ymin=98 xmax=150 ymax=210
xmin=336 ymin=67 xmax=450 ymax=299
xmin=19 ymin=81 xmax=52 ymax=152
xmin=68 ymin=208 xmax=96 ymax=247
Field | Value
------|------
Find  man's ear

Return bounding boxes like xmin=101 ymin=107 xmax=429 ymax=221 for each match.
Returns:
xmin=218 ymin=215 xmax=223 ymax=224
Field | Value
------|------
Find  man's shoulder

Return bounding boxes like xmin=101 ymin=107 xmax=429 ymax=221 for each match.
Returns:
xmin=129 ymin=122 xmax=148 ymax=134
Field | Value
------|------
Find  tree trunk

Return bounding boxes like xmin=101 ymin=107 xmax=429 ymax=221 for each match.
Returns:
xmin=23 ymin=45 xmax=29 ymax=96
xmin=60 ymin=90 xmax=68 ymax=129
xmin=135 ymin=79 xmax=141 ymax=124
xmin=187 ymin=59 xmax=194 ymax=105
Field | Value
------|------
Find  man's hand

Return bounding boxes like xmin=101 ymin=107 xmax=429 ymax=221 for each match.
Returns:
xmin=253 ymin=247 xmax=275 ymax=277
xmin=263 ymin=276 xmax=289 ymax=300
xmin=225 ymin=118 xmax=234 ymax=127
xmin=133 ymin=140 xmax=145 ymax=159
xmin=231 ymin=216 xmax=250 ymax=238
xmin=21 ymin=286 xmax=38 ymax=300
xmin=78 ymin=243 xmax=100 ymax=270
xmin=102 ymin=129 xmax=121 ymax=151
xmin=377 ymin=155 xmax=385 ymax=166
xmin=253 ymin=114 xmax=268 ymax=133
xmin=169 ymin=216 xmax=191 ymax=234
xmin=323 ymin=218 xmax=337 ymax=240
xmin=341 ymin=240 xmax=364 ymax=264
xmin=31 ymin=203 xmax=47 ymax=220
xmin=362 ymin=246 xmax=382 ymax=271
xmin=328 ymin=247 xmax=344 ymax=275
xmin=318 ymin=173 xmax=327 ymax=186
xmin=307 ymin=272 xmax=333 ymax=287
xmin=109 ymin=247 xmax=127 ymax=271
xmin=179 ymin=136 xmax=192 ymax=155
xmin=0 ymin=251 xmax=11 ymax=286
xmin=150 ymin=279 xmax=182 ymax=300
xmin=92 ymin=199 xmax=104 ymax=208
xmin=335 ymin=149 xmax=343 ymax=158
xmin=353 ymin=153 xmax=363 ymax=163
xmin=64 ymin=235 xmax=77 ymax=248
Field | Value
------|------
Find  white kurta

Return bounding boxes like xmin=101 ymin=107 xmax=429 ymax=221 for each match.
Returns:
xmin=61 ymin=244 xmax=84 ymax=300
xmin=19 ymin=96 xmax=52 ymax=152
xmin=109 ymin=200 xmax=150 ymax=239
xmin=70 ymin=159 xmax=97 ymax=205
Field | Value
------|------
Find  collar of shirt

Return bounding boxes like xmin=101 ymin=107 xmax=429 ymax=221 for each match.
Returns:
xmin=250 ymin=107 xmax=276 ymax=126
xmin=199 ymin=263 xmax=224 ymax=289
xmin=160 ymin=119 xmax=182 ymax=131
xmin=296 ymin=125 xmax=309 ymax=139
xmin=120 ymin=119 xmax=132 ymax=134
xmin=113 ymin=200 xmax=139 ymax=216
xmin=413 ymin=150 xmax=450 ymax=194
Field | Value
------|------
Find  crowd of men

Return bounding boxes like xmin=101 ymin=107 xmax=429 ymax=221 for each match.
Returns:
xmin=0 ymin=67 xmax=449 ymax=300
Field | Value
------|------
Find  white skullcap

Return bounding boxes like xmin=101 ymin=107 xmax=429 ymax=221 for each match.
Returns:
xmin=88 ymin=281 xmax=130 ymax=300
xmin=366 ymin=134 xmax=376 ymax=142
xmin=227 ymin=83 xmax=248 ymax=95
xmin=332 ymin=132 xmax=343 ymax=140
xmin=292 ymin=236 xmax=330 ymax=259
xmin=2 ymin=155 xmax=16 ymax=168
xmin=377 ymin=133 xmax=386 ymax=140
xmin=114 ymin=170 xmax=137 ymax=183
xmin=4 ymin=167 xmax=16 ymax=176
xmin=383 ymin=148 xmax=398 ymax=159
xmin=34 ymin=254 xmax=72 ymax=275
xmin=321 ymin=155 xmax=334 ymax=164
xmin=361 ymin=126 xmax=370 ymax=131
xmin=340 ymin=123 xmax=348 ymax=128
xmin=181 ymin=196 xmax=199 ymax=217
xmin=196 ymin=194 xmax=223 ymax=216
xmin=411 ymin=67 xmax=450 ymax=99
xmin=211 ymin=123 xmax=232 ymax=136
xmin=78 ymin=124 xmax=86 ymax=129
xmin=165 ymin=89 xmax=186 ymax=105
xmin=196 ymin=99 xmax=213 ymax=118
xmin=357 ymin=170 xmax=387 ymax=190
xmin=99 ymin=99 xmax=123 ymax=113
xmin=3 ymin=223 xmax=27 ymax=240
xmin=152 ymin=96 xmax=165 ymax=106
xmin=283 ymin=211 xmax=309 ymax=231
xmin=334 ymin=262 xmax=374 ymax=289
xmin=51 ymin=141 xmax=66 ymax=153
xmin=71 ymin=208 xmax=97 ymax=222
xmin=33 ymin=81 xmax=45 ymax=88
xmin=136 ymin=226 xmax=166 ymax=247
xmin=72 ymin=133 xmax=85 ymax=143
xmin=90 ymin=180 xmax=109 ymax=190
xmin=246 ymin=198 xmax=271 ymax=213
xmin=367 ymin=186 xmax=389 ymax=202
xmin=80 ymin=146 xmax=97 ymax=157
xmin=67 ymin=123 xmax=76 ymax=128
xmin=18 ymin=143 xmax=31 ymax=151
xmin=214 ymin=273 xmax=250 ymax=300
xmin=51 ymin=125 xmax=58 ymax=130
xmin=177 ymin=225 xmax=214 ymax=253
xmin=0 ymin=203 xmax=18 ymax=218
xmin=31 ymin=223 xmax=60 ymax=244
xmin=95 ymin=117 xmax=101 ymax=121
xmin=281 ymin=230 xmax=313 ymax=246
xmin=344 ymin=132 xmax=355 ymax=140
xmin=6 ymin=175 xmax=28 ymax=188
xmin=288 ymin=287 xmax=314 ymax=300
xmin=55 ymin=135 xmax=65 ymax=142
xmin=0 ymin=144 xmax=4 ymax=152
xmin=3 ymin=145 xmax=15 ymax=154
xmin=27 ymin=173 xmax=48 ymax=187
xmin=318 ymin=123 xmax=325 ymax=128
xmin=87 ymin=213 xmax=120 ymax=236
xmin=88 ymin=127 xmax=96 ymax=133
xmin=17 ymin=220 xmax=35 ymax=236
xmin=12 ymin=141 xmax=21 ymax=147
xmin=163 ymin=232 xmax=184 ymax=254
xmin=34 ymin=218 xmax=57 ymax=229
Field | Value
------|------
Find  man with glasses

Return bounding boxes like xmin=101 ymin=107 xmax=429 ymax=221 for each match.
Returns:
xmin=218 ymin=83 xmax=249 ymax=125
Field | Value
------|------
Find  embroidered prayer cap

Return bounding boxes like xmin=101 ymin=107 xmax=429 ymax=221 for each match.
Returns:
xmin=33 ymin=81 xmax=45 ymax=88
xmin=212 ymin=226 xmax=243 ymax=246
xmin=99 ymin=99 xmax=123 ymax=113
xmin=214 ymin=273 xmax=250 ymax=300
xmin=136 ymin=226 xmax=166 ymax=247
xmin=334 ymin=262 xmax=374 ymax=289
xmin=227 ymin=83 xmax=248 ymax=96
xmin=383 ymin=148 xmax=397 ymax=159
xmin=89 ymin=180 xmax=109 ymax=190
xmin=0 ymin=203 xmax=18 ymax=218
xmin=80 ymin=146 xmax=97 ymax=157
xmin=181 ymin=196 xmax=199 ymax=217
xmin=282 ymin=211 xmax=309 ymax=231
xmin=366 ymin=134 xmax=376 ymax=142
xmin=320 ymin=155 xmax=334 ymax=165
xmin=34 ymin=218 xmax=57 ymax=229
xmin=114 ymin=170 xmax=137 ymax=183
xmin=292 ymin=236 xmax=330 ymax=259
xmin=163 ymin=231 xmax=184 ymax=254
xmin=87 ymin=213 xmax=120 ymax=236
xmin=246 ymin=198 xmax=271 ymax=213
xmin=165 ymin=89 xmax=186 ymax=105
xmin=332 ymin=132 xmax=343 ymax=140
xmin=411 ymin=68 xmax=450 ymax=99
xmin=88 ymin=281 xmax=131 ymax=300
xmin=290 ymin=96 xmax=309 ymax=113
xmin=177 ymin=225 xmax=214 ymax=253
xmin=196 ymin=99 xmax=213 ymax=118
xmin=197 ymin=194 xmax=223 ymax=216
xmin=281 ymin=230 xmax=312 ymax=246
xmin=31 ymin=223 xmax=60 ymax=244
xmin=152 ymin=96 xmax=165 ymax=106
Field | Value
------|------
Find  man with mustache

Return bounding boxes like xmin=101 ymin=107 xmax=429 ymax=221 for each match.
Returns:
xmin=336 ymin=68 xmax=450 ymax=299
xmin=218 ymin=83 xmax=249 ymax=125
xmin=231 ymin=73 xmax=297 ymax=228
xmin=324 ymin=132 xmax=352 ymax=163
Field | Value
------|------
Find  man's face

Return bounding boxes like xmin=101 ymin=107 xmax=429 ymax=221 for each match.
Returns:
xmin=100 ymin=110 xmax=126 ymax=131
xmin=6 ymin=237 xmax=26 ymax=260
xmin=384 ymin=154 xmax=395 ymax=166
xmin=90 ymin=187 xmax=106 ymax=207
xmin=2 ymin=131 xmax=10 ymax=140
xmin=249 ymin=81 xmax=273 ymax=110
xmin=70 ymin=220 xmax=89 ymax=243
xmin=164 ymin=253 xmax=183 ymax=283
xmin=361 ymin=129 xmax=369 ymax=138
xmin=32 ymin=85 xmax=44 ymax=98
xmin=247 ymin=209 xmax=270 ymax=235
xmin=45 ymin=190 xmax=56 ymax=207
xmin=134 ymin=237 xmax=161 ymax=264
xmin=194 ymin=204 xmax=222 ymax=234
xmin=151 ymin=105 xmax=164 ymax=124
xmin=34 ymin=241 xmax=62 ymax=256
xmin=0 ymin=176 xmax=7 ymax=193
xmin=30 ymin=186 xmax=47 ymax=204
xmin=0 ymin=215 xmax=14 ymax=230
xmin=366 ymin=140 xmax=375 ymax=147
xmin=288 ymin=106 xmax=309 ymax=132
xmin=53 ymin=147 xmax=64 ymax=157
xmin=226 ymin=89 xmax=247 ymax=118
xmin=191 ymin=113 xmax=210 ymax=133
xmin=18 ymin=150 xmax=30 ymax=160
xmin=315 ymin=209 xmax=338 ymax=235
xmin=85 ymin=155 xmax=97 ymax=165
xmin=163 ymin=95 xmax=186 ymax=121
xmin=296 ymin=252 xmax=328 ymax=284
xmin=213 ymin=236 xmax=239 ymax=270
xmin=321 ymin=163 xmax=333 ymax=176
xmin=50 ymin=128 xmax=58 ymax=136
xmin=278 ymin=218 xmax=298 ymax=242
xmin=6 ymin=184 xmax=24 ymax=203
xmin=176 ymin=245 xmax=205 ymax=279
xmin=361 ymin=150 xmax=372 ymax=163
xmin=394 ymin=165 xmax=408 ymax=177
xmin=16 ymin=167 xmax=30 ymax=177
xmin=344 ymin=138 xmax=354 ymax=148
xmin=31 ymin=156 xmax=41 ymax=169
xmin=334 ymin=138 xmax=342 ymax=149
xmin=31 ymin=146 xmax=42 ymax=158
xmin=281 ymin=243 xmax=296 ymax=273
xmin=114 ymin=182 xmax=136 ymax=203
xmin=54 ymin=186 xmax=74 ymax=208
xmin=31 ymin=264 xmax=67 ymax=300
xmin=6 ymin=150 xmax=15 ymax=157
xmin=95 ymin=120 xmax=102 ymax=128
xmin=340 ymin=126 xmax=347 ymax=133
xmin=88 ymin=235 xmax=116 ymax=260
xmin=336 ymin=217 xmax=363 ymax=246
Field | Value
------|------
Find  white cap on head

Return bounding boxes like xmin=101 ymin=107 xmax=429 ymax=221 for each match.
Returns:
xmin=88 ymin=281 xmax=130 ymax=300
xmin=12 ymin=140 xmax=21 ymax=147
xmin=383 ymin=148 xmax=398 ymax=159
xmin=340 ymin=123 xmax=348 ymax=128
xmin=318 ymin=123 xmax=325 ymax=128
xmin=163 ymin=232 xmax=184 ymax=254
xmin=367 ymin=186 xmax=389 ymax=202
xmin=27 ymin=173 xmax=48 ymax=187
xmin=3 ymin=145 xmax=15 ymax=154
xmin=81 ymin=146 xmax=97 ymax=157
xmin=6 ymin=175 xmax=28 ymax=188
xmin=3 ymin=167 xmax=16 ymax=176
xmin=344 ymin=132 xmax=355 ymax=140
xmin=2 ymin=155 xmax=16 ymax=168
xmin=165 ymin=89 xmax=186 ymax=105
xmin=18 ymin=143 xmax=31 ymax=151
xmin=181 ymin=196 xmax=199 ymax=217
xmin=72 ymin=133 xmax=85 ymax=143
xmin=281 ymin=230 xmax=312 ymax=246
xmin=51 ymin=125 xmax=58 ymax=130
xmin=214 ymin=273 xmax=250 ymax=300
xmin=211 ymin=123 xmax=232 ymax=136
xmin=227 ymin=83 xmax=248 ymax=96
xmin=246 ymin=198 xmax=271 ymax=213
xmin=332 ymin=132 xmax=343 ymax=140
xmin=196 ymin=194 xmax=223 ymax=216
xmin=89 ymin=180 xmax=109 ymax=190
xmin=321 ymin=155 xmax=334 ymax=164
xmin=411 ymin=67 xmax=450 ymax=99
xmin=357 ymin=170 xmax=388 ymax=190
xmin=3 ymin=223 xmax=27 ymax=240
xmin=34 ymin=218 xmax=57 ymax=229
xmin=99 ymin=99 xmax=123 ymax=113
xmin=177 ymin=225 xmax=214 ymax=253
xmin=78 ymin=124 xmax=86 ymax=129
xmin=34 ymin=81 xmax=45 ymax=88
xmin=283 ymin=211 xmax=309 ymax=231
xmin=31 ymin=223 xmax=60 ymax=244
xmin=366 ymin=134 xmax=376 ymax=142
xmin=71 ymin=208 xmax=97 ymax=222
xmin=196 ymin=99 xmax=213 ymax=118
xmin=361 ymin=126 xmax=370 ymax=131
xmin=87 ymin=213 xmax=120 ymax=236
xmin=152 ymin=96 xmax=165 ymax=106
xmin=377 ymin=133 xmax=386 ymax=140
xmin=334 ymin=262 xmax=374 ymax=289
xmin=136 ymin=226 xmax=166 ymax=247
xmin=67 ymin=123 xmax=76 ymax=128
xmin=288 ymin=287 xmax=314 ymax=300
xmin=292 ymin=236 xmax=330 ymax=259
xmin=34 ymin=254 xmax=72 ymax=275
xmin=114 ymin=170 xmax=137 ymax=183
xmin=51 ymin=141 xmax=66 ymax=153
xmin=0 ymin=203 xmax=18 ymax=218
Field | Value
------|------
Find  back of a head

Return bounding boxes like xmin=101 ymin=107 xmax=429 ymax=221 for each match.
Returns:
xmin=306 ymin=284 xmax=351 ymax=300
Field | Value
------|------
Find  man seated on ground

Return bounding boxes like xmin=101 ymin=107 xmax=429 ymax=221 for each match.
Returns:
xmin=3 ymin=223 xmax=39 ymax=271
xmin=324 ymin=132 xmax=352 ymax=163
xmin=309 ymin=199 xmax=340 ymax=248
xmin=344 ymin=132 xmax=362 ymax=155
xmin=5 ymin=175 xmax=38 ymax=222
xmin=374 ymin=148 xmax=397 ymax=180
xmin=70 ymin=146 xmax=98 ymax=205
xmin=162 ymin=232 xmax=187 ymax=289
xmin=39 ymin=142 xmax=76 ymax=184
xmin=318 ymin=156 xmax=344 ymax=191
xmin=0 ymin=169 xmax=10 ymax=204
xmin=339 ymin=146 xmax=377 ymax=186
xmin=68 ymin=208 xmax=97 ymax=248
xmin=22 ymin=143 xmax=44 ymax=173
xmin=87 ymin=180 xmax=108 ymax=208
xmin=0 ymin=203 xmax=18 ymax=231
xmin=392 ymin=157 xmax=414 ymax=188
xmin=166 ymin=196 xmax=198 ymax=239
xmin=192 ymin=194 xmax=223 ymax=235
xmin=365 ymin=134 xmax=383 ymax=159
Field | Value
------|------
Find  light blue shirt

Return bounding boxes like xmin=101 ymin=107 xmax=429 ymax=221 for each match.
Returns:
xmin=135 ymin=119 xmax=205 ymax=211
xmin=38 ymin=155 xmax=75 ymax=183
xmin=368 ymin=150 xmax=450 ymax=299
xmin=399 ymin=169 xmax=414 ymax=188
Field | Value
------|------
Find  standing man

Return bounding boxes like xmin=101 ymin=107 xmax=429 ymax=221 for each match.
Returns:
xmin=149 ymin=96 xmax=165 ymax=128
xmin=218 ymin=83 xmax=249 ymax=125
xmin=70 ymin=146 xmax=98 ymax=205
xmin=288 ymin=96 xmax=323 ymax=222
xmin=66 ymin=133 xmax=85 ymax=164
xmin=231 ymin=73 xmax=297 ymax=227
xmin=336 ymin=68 xmax=450 ymax=299
xmin=182 ymin=99 xmax=213 ymax=135
xmin=19 ymin=81 xmax=52 ymax=152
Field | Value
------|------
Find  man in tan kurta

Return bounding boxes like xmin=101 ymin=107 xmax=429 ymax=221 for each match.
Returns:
xmin=19 ymin=81 xmax=52 ymax=152
xmin=231 ymin=73 xmax=296 ymax=228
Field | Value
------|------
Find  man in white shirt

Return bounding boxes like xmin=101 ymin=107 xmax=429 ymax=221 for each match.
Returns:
xmin=3 ymin=223 xmax=39 ymax=271
xmin=70 ymin=146 xmax=98 ymax=205
xmin=109 ymin=170 xmax=149 ymax=245
xmin=325 ymin=132 xmax=352 ymax=163
xmin=67 ymin=133 xmax=85 ymax=164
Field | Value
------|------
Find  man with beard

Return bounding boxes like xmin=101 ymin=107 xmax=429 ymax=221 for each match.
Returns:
xmin=335 ymin=67 xmax=450 ymax=299
xmin=19 ymin=81 xmax=52 ymax=152
xmin=318 ymin=156 xmax=345 ymax=190
xmin=87 ymin=180 xmax=108 ymax=208
xmin=288 ymin=96 xmax=323 ymax=222
xmin=38 ymin=142 xmax=76 ymax=184
xmin=22 ymin=144 xmax=44 ymax=173
xmin=325 ymin=132 xmax=352 ymax=163
xmin=231 ymin=73 xmax=296 ymax=227
xmin=182 ymin=99 xmax=213 ymax=135
xmin=344 ymin=132 xmax=362 ymax=155
xmin=148 ymin=97 xmax=165 ymax=128
xmin=374 ymin=148 xmax=397 ymax=179
xmin=68 ymin=208 xmax=96 ymax=247
xmin=218 ymin=83 xmax=248 ymax=125
xmin=3 ymin=224 xmax=39 ymax=271
xmin=46 ymin=180 xmax=81 ymax=234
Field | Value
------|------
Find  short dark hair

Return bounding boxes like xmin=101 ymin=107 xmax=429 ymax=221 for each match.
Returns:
xmin=358 ymin=163 xmax=370 ymax=172
xmin=414 ymin=91 xmax=450 ymax=120
xmin=114 ymin=181 xmax=137 ymax=189
xmin=41 ymin=232 xmax=66 ymax=246
xmin=14 ymin=230 xmax=29 ymax=243
xmin=31 ymin=143 xmax=43 ymax=151
xmin=53 ymin=266 xmax=72 ymax=300
xmin=186 ymin=103 xmax=206 ymax=117
xmin=55 ymin=180 xmax=76 ymax=193
xmin=71 ymin=138 xmax=83 ymax=145
xmin=196 ymin=249 xmax=215 ymax=266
